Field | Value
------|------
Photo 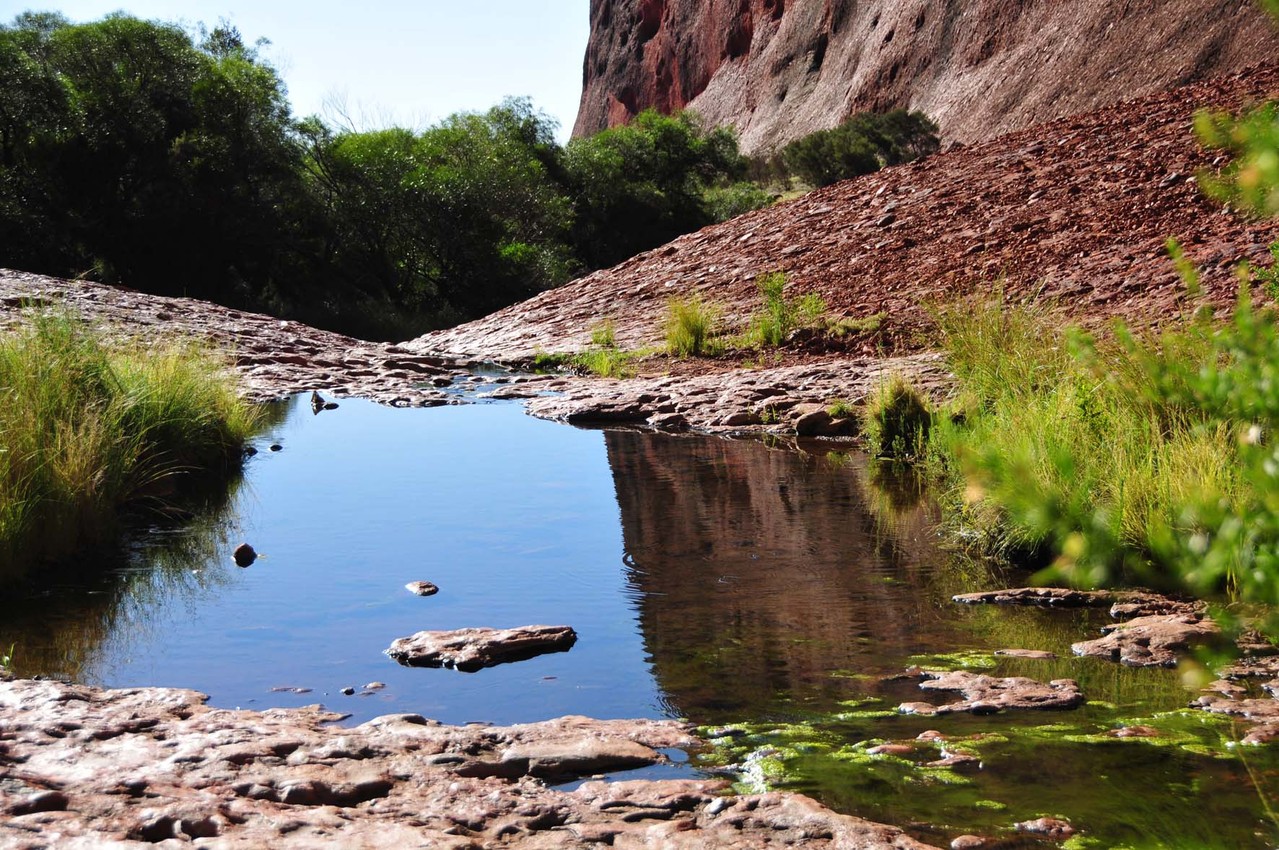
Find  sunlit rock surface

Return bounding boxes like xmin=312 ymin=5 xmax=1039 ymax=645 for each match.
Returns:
xmin=573 ymin=0 xmax=1279 ymax=152
xmin=0 ymin=677 xmax=942 ymax=848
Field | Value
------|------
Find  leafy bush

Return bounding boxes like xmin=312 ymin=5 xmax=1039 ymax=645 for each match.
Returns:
xmin=665 ymin=296 xmax=720 ymax=357
xmin=563 ymin=109 xmax=749 ymax=270
xmin=782 ymin=109 xmax=940 ymax=188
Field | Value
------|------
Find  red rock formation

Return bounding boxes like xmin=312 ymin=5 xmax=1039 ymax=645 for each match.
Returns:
xmin=572 ymin=0 xmax=1279 ymax=151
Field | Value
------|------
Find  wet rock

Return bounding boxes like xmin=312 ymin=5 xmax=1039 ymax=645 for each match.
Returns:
xmin=951 ymin=836 xmax=989 ymax=850
xmin=1106 ymin=725 xmax=1160 ymax=738
xmin=405 ymin=580 xmax=439 ymax=597
xmin=1107 ymin=592 xmax=1205 ymax=619
xmin=994 ymin=649 xmax=1058 ymax=659
xmin=1071 ymin=614 xmax=1219 ymax=667
xmin=1015 ymin=816 xmax=1076 ymax=839
xmin=386 ymin=625 xmax=578 ymax=671
xmin=233 ymin=543 xmax=257 ymax=567
xmin=269 ymin=443 xmax=283 ymax=452
xmin=900 ymin=670 xmax=1085 ymax=715
xmin=340 ymin=687 xmax=355 ymax=696
xmin=952 ymin=587 xmax=1113 ymax=607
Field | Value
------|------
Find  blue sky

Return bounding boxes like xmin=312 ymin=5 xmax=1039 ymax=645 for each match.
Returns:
xmin=1 ymin=2 xmax=592 ymax=138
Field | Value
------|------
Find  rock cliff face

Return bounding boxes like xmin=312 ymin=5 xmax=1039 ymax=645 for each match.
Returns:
xmin=572 ymin=0 xmax=1279 ymax=151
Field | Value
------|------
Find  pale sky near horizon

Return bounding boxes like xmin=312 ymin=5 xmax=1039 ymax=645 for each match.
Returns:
xmin=0 ymin=1 xmax=592 ymax=139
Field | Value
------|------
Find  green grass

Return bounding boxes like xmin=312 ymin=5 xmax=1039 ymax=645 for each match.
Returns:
xmin=0 ymin=312 xmax=260 ymax=570
xmin=862 ymin=374 xmax=932 ymax=460
xmin=742 ymin=271 xmax=828 ymax=348
xmin=926 ymin=291 xmax=1251 ymax=595
xmin=664 ymin=295 xmax=721 ymax=357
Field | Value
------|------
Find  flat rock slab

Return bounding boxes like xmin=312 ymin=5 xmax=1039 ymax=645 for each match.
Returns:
xmin=952 ymin=587 xmax=1201 ymax=621
xmin=953 ymin=587 xmax=1116 ymax=607
xmin=1071 ymin=613 xmax=1219 ymax=667
xmin=0 ymin=677 xmax=942 ymax=849
xmin=386 ymin=625 xmax=578 ymax=671
xmin=899 ymin=670 xmax=1085 ymax=716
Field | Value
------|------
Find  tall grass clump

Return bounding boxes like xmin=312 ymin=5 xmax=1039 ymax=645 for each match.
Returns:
xmin=664 ymin=296 xmax=720 ymax=357
xmin=0 ymin=313 xmax=259 ymax=569
xmin=928 ymin=292 xmax=1255 ymax=600
xmin=863 ymin=375 xmax=932 ymax=460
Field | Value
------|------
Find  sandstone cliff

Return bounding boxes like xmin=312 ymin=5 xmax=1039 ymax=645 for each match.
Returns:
xmin=572 ymin=0 xmax=1279 ymax=152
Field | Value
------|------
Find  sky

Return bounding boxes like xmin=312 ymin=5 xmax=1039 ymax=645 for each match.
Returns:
xmin=0 ymin=1 xmax=592 ymax=139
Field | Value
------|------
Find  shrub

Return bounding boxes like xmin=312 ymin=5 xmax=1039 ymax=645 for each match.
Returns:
xmin=664 ymin=296 xmax=720 ymax=357
xmin=781 ymin=109 xmax=939 ymax=188
xmin=863 ymin=375 xmax=932 ymax=460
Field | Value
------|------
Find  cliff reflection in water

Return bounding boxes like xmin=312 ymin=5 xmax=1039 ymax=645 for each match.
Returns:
xmin=605 ymin=430 xmax=957 ymax=721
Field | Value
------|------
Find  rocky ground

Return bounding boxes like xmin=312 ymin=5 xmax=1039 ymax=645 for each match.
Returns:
xmin=0 ymin=677 xmax=938 ymax=849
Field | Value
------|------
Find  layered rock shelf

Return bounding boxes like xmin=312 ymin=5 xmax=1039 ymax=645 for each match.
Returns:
xmin=0 ymin=677 xmax=941 ymax=849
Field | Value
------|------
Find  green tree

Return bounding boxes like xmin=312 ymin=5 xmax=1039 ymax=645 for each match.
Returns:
xmin=781 ymin=109 xmax=939 ymax=188
xmin=562 ymin=109 xmax=748 ymax=270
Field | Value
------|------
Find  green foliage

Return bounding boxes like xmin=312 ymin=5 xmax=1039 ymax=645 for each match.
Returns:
xmin=589 ymin=320 xmax=616 ymax=348
xmin=1249 ymin=241 xmax=1279 ymax=302
xmin=664 ymin=295 xmax=720 ymax=357
xmin=303 ymin=98 xmax=573 ymax=331
xmin=827 ymin=398 xmax=855 ymax=419
xmin=563 ymin=109 xmax=749 ymax=270
xmin=863 ymin=375 xmax=932 ymax=460
xmin=573 ymin=346 xmax=636 ymax=378
xmin=781 ymin=109 xmax=940 ymax=188
xmin=0 ymin=313 xmax=259 ymax=570
xmin=928 ymin=293 xmax=1252 ymax=594
xmin=704 ymin=181 xmax=773 ymax=222
xmin=744 ymin=271 xmax=829 ymax=347
xmin=1196 ymin=102 xmax=1279 ymax=216
xmin=0 ymin=14 xmax=304 ymax=304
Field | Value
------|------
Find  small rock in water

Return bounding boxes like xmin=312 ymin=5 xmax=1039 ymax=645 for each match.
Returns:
xmin=951 ymin=836 xmax=989 ymax=850
xmin=364 ymin=682 xmax=386 ymax=690
xmin=405 ymin=581 xmax=439 ymax=597
xmin=243 ymin=445 xmax=258 ymax=457
xmin=232 ymin=543 xmax=257 ymax=567
xmin=324 ymin=402 xmax=339 ymax=410
xmin=269 ymin=443 xmax=283 ymax=452
xmin=340 ymin=687 xmax=355 ymax=696
xmin=1016 ymin=817 xmax=1075 ymax=839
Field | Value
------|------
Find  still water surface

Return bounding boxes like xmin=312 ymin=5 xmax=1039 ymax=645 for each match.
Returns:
xmin=3 ymin=393 xmax=1277 ymax=848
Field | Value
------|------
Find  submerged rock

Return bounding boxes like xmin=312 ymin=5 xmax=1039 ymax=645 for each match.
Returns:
xmin=1071 ymin=613 xmax=1219 ymax=667
xmin=1016 ymin=817 xmax=1075 ymax=839
xmin=386 ymin=625 xmax=578 ymax=671
xmin=899 ymin=670 xmax=1085 ymax=715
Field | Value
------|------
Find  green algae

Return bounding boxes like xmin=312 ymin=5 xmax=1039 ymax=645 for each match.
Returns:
xmin=908 ymin=650 xmax=1000 ymax=670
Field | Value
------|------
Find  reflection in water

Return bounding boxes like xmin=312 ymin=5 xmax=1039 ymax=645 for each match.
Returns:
xmin=0 ymin=398 xmax=1274 ymax=847
xmin=0 ymin=402 xmax=289 ymax=681
xmin=606 ymin=430 xmax=955 ymax=721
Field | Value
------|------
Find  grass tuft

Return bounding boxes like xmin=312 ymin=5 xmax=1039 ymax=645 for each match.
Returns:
xmin=0 ymin=312 xmax=259 ymax=570
xmin=665 ymin=296 xmax=720 ymax=357
xmin=863 ymin=375 xmax=932 ymax=460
